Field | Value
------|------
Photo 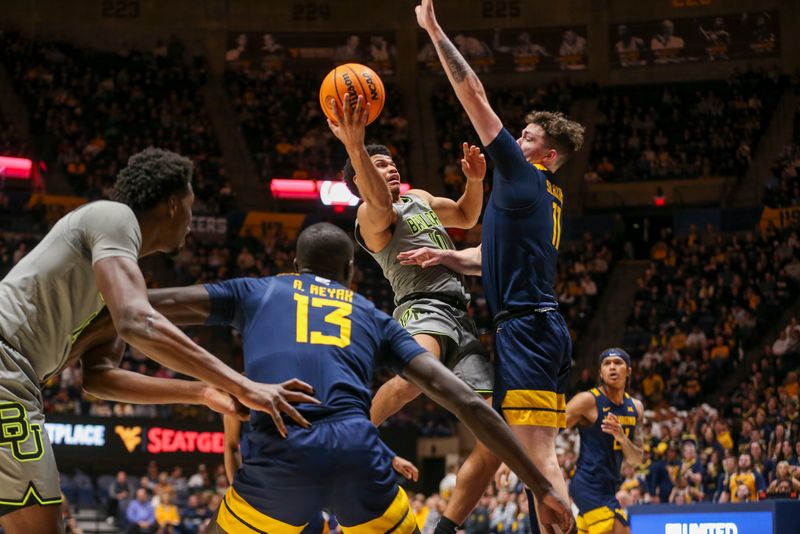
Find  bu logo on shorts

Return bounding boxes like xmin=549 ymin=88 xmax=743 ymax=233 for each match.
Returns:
xmin=0 ymin=402 xmax=44 ymax=462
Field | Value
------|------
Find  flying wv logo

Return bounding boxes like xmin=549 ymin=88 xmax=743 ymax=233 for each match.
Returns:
xmin=115 ymin=426 xmax=142 ymax=453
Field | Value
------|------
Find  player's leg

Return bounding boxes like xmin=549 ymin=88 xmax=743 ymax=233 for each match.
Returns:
xmin=437 ymin=419 xmax=501 ymax=532
xmin=493 ymin=312 xmax=572 ymax=533
xmin=0 ymin=504 xmax=63 ymax=534
xmin=331 ymin=419 xmax=418 ymax=534
xmin=370 ymin=332 xmax=441 ymax=425
xmin=612 ymin=518 xmax=631 ymax=534
xmin=512 ymin=425 xmax=569 ymax=532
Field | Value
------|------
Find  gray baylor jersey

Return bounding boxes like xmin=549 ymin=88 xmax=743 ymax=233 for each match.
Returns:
xmin=355 ymin=194 xmax=469 ymax=305
xmin=0 ymin=200 xmax=142 ymax=383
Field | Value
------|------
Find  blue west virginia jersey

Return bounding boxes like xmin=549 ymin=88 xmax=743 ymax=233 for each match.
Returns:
xmin=204 ymin=273 xmax=425 ymax=533
xmin=482 ymin=128 xmax=564 ymax=315
xmin=483 ymin=128 xmax=571 ymax=428
xmin=571 ymin=388 xmax=639 ymax=534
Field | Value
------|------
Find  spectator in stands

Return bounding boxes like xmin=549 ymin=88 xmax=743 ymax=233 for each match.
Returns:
xmin=730 ymin=453 xmax=766 ymax=503
xmin=154 ymin=491 xmax=180 ymax=534
xmin=107 ymin=470 xmax=134 ymax=527
xmin=126 ymin=488 xmax=157 ymax=534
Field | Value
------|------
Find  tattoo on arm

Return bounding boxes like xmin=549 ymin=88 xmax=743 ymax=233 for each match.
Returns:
xmin=438 ymin=38 xmax=471 ymax=83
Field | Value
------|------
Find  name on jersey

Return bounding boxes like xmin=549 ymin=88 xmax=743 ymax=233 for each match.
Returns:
xmin=293 ymin=280 xmax=354 ymax=302
xmin=405 ymin=210 xmax=442 ymax=235
xmin=609 ymin=415 xmax=637 ymax=427
xmin=546 ymin=180 xmax=564 ymax=204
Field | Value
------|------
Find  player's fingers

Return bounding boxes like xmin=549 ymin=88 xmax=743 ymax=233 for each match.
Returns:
xmin=283 ymin=390 xmax=321 ymax=405
xmin=329 ymin=98 xmax=344 ymax=124
xmin=282 ymin=378 xmax=315 ymax=395
xmin=266 ymin=404 xmax=288 ymax=438
xmin=421 ymin=258 xmax=438 ymax=268
xmin=462 ymin=141 xmax=469 ymax=157
xmin=360 ymin=99 xmax=369 ymax=124
xmin=277 ymin=398 xmax=312 ymax=429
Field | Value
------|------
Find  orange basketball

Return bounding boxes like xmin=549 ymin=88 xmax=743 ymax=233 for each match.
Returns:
xmin=319 ymin=63 xmax=385 ymax=125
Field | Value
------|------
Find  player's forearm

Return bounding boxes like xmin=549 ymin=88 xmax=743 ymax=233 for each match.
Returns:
xmin=426 ymin=27 xmax=497 ymax=146
xmin=369 ymin=375 xmax=421 ymax=426
xmin=454 ymin=178 xmax=483 ymax=228
xmin=442 ymin=246 xmax=482 ymax=276
xmin=147 ymin=286 xmax=211 ymax=325
xmin=620 ymin=436 xmax=644 ymax=467
xmin=117 ymin=310 xmax=246 ymax=397
xmin=224 ymin=448 xmax=241 ymax=484
xmin=346 ymin=142 xmax=393 ymax=211
xmin=83 ymin=366 xmax=206 ymax=405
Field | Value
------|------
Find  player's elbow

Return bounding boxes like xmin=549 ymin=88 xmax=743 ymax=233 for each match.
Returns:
xmin=82 ymin=368 xmax=111 ymax=399
xmin=113 ymin=304 xmax=158 ymax=343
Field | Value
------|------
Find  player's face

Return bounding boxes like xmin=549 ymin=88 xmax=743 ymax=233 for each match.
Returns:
xmin=599 ymin=356 xmax=628 ymax=388
xmin=518 ymin=124 xmax=557 ymax=166
xmin=369 ymin=154 xmax=402 ymax=197
xmin=168 ymin=184 xmax=194 ymax=254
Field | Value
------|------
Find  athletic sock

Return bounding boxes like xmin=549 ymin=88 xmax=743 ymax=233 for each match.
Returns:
xmin=525 ymin=488 xmax=541 ymax=534
xmin=434 ymin=515 xmax=459 ymax=534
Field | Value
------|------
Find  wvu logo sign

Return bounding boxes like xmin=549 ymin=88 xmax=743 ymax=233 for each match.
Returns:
xmin=114 ymin=426 xmax=142 ymax=453
xmin=0 ymin=402 xmax=44 ymax=462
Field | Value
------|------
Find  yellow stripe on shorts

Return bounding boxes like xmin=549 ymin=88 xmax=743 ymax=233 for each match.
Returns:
xmin=216 ymin=486 xmax=306 ymax=534
xmin=501 ymin=389 xmax=566 ymax=428
xmin=341 ymin=486 xmax=417 ymax=534
xmin=576 ymin=505 xmax=617 ymax=534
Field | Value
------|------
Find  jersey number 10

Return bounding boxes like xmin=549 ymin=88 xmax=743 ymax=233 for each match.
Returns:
xmin=293 ymin=294 xmax=352 ymax=348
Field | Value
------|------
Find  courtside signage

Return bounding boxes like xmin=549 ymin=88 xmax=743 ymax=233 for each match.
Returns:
xmin=631 ymin=511 xmax=772 ymax=534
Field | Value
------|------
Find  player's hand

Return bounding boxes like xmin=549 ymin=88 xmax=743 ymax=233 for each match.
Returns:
xmin=600 ymin=413 xmax=625 ymax=441
xmin=537 ymin=489 xmax=577 ymax=534
xmin=461 ymin=142 xmax=486 ymax=181
xmin=326 ymin=93 xmax=370 ymax=148
xmin=494 ymin=462 xmax=511 ymax=489
xmin=237 ymin=378 xmax=320 ymax=438
xmin=201 ymin=386 xmax=250 ymax=421
xmin=397 ymin=247 xmax=448 ymax=268
xmin=416 ymin=0 xmax=440 ymax=33
xmin=392 ymin=456 xmax=419 ymax=481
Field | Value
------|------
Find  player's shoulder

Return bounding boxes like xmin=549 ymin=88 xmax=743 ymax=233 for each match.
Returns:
xmin=569 ymin=390 xmax=597 ymax=412
xmin=79 ymin=200 xmax=136 ymax=218
xmin=404 ymin=189 xmax=433 ymax=205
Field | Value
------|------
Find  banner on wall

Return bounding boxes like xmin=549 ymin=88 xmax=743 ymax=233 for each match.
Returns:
xmin=418 ymin=26 xmax=588 ymax=74
xmin=609 ymin=10 xmax=780 ymax=68
xmin=760 ymin=205 xmax=800 ymax=231
xmin=225 ymin=31 xmax=396 ymax=75
xmin=43 ymin=416 xmax=224 ymax=465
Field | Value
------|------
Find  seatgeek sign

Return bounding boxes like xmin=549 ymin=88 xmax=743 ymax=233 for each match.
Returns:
xmin=631 ymin=510 xmax=773 ymax=534
xmin=43 ymin=417 xmax=224 ymax=459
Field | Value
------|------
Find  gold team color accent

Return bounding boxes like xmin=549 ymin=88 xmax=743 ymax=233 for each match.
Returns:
xmin=501 ymin=389 xmax=567 ymax=428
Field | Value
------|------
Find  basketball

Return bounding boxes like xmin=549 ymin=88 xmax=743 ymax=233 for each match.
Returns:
xmin=319 ymin=63 xmax=385 ymax=125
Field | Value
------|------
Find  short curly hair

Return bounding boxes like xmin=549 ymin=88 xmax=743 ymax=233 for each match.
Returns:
xmin=111 ymin=148 xmax=193 ymax=212
xmin=525 ymin=110 xmax=585 ymax=162
xmin=342 ymin=144 xmax=392 ymax=197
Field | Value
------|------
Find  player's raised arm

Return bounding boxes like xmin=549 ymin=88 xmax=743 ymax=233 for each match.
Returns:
xmin=417 ymin=0 xmax=502 ymax=146
xmin=398 ymin=244 xmax=482 ymax=276
xmin=407 ymin=143 xmax=485 ymax=229
xmin=402 ymin=353 xmax=575 ymax=533
xmin=328 ymin=94 xmax=394 ymax=234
